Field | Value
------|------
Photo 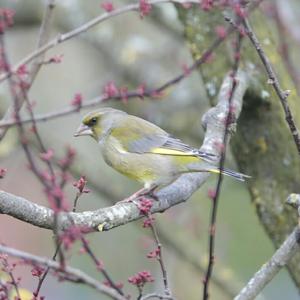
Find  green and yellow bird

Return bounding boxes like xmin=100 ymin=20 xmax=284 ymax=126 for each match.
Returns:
xmin=74 ymin=108 xmax=249 ymax=193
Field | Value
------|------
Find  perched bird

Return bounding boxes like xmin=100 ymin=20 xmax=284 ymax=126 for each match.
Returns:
xmin=74 ymin=108 xmax=249 ymax=195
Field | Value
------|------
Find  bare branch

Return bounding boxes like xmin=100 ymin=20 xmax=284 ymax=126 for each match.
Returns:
xmin=147 ymin=217 xmax=172 ymax=297
xmin=31 ymin=0 xmax=56 ymax=79
xmin=0 ymin=244 xmax=127 ymax=300
xmin=0 ymin=0 xmax=200 ymax=84
xmin=0 ymin=20 xmax=234 ymax=130
xmin=0 ymin=1 xmax=262 ymax=133
xmin=141 ymin=293 xmax=174 ymax=300
xmin=0 ymin=70 xmax=249 ymax=232
xmin=203 ymin=31 xmax=243 ymax=300
xmin=241 ymin=17 xmax=300 ymax=155
xmin=273 ymin=3 xmax=300 ymax=96
xmin=0 ymin=0 xmax=56 ymax=140
xmin=234 ymin=227 xmax=300 ymax=300
xmin=67 ymin=159 xmax=239 ymax=298
xmin=0 ymin=0 xmax=199 ymax=142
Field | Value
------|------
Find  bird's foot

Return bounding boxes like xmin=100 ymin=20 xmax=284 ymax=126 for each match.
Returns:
xmin=142 ymin=189 xmax=159 ymax=201
xmin=117 ymin=188 xmax=147 ymax=204
xmin=118 ymin=186 xmax=159 ymax=204
xmin=137 ymin=185 xmax=159 ymax=201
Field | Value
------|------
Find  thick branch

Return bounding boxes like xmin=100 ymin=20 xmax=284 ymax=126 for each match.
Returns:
xmin=234 ymin=227 xmax=300 ymax=300
xmin=0 ymin=70 xmax=248 ymax=232
xmin=67 ymin=159 xmax=239 ymax=298
xmin=0 ymin=245 xmax=126 ymax=300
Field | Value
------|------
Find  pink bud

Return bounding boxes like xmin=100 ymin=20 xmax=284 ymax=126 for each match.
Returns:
xmin=139 ymin=0 xmax=152 ymax=18
xmin=0 ymin=168 xmax=7 ymax=178
xmin=40 ymin=149 xmax=54 ymax=162
xmin=101 ymin=1 xmax=114 ymax=12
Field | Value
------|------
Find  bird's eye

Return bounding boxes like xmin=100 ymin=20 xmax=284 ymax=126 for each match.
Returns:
xmin=89 ymin=117 xmax=97 ymax=126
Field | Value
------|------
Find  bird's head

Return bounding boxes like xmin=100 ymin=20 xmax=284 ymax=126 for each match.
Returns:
xmin=74 ymin=108 xmax=126 ymax=142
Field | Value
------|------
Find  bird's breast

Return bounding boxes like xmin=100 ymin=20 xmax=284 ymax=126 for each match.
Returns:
xmin=100 ymin=137 xmax=159 ymax=184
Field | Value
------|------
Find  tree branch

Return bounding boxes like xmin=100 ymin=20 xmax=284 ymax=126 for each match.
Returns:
xmin=0 ymin=244 xmax=127 ymax=300
xmin=0 ymin=70 xmax=249 ymax=232
xmin=0 ymin=1 xmax=262 ymax=132
xmin=0 ymin=20 xmax=234 ymax=130
xmin=235 ymin=195 xmax=300 ymax=299
xmin=203 ymin=31 xmax=243 ymax=300
xmin=234 ymin=226 xmax=300 ymax=300
xmin=241 ymin=17 xmax=300 ymax=155
xmin=0 ymin=0 xmax=200 ymax=84
xmin=0 ymin=0 xmax=56 ymax=140
xmin=66 ymin=156 xmax=239 ymax=298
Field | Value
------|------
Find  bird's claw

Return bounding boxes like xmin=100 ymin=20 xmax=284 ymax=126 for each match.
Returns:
xmin=117 ymin=186 xmax=159 ymax=204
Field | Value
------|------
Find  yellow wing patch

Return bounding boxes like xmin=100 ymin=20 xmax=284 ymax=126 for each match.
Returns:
xmin=151 ymin=147 xmax=195 ymax=156
xmin=207 ymin=169 xmax=220 ymax=174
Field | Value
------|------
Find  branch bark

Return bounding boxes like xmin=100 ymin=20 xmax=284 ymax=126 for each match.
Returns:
xmin=230 ymin=10 xmax=300 ymax=287
xmin=66 ymin=157 xmax=239 ymax=299
xmin=0 ymin=244 xmax=127 ymax=300
xmin=234 ymin=227 xmax=300 ymax=300
xmin=177 ymin=1 xmax=300 ymax=289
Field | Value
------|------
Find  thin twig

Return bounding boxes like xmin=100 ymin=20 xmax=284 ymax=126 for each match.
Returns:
xmin=273 ymin=3 xmax=300 ymax=96
xmin=34 ymin=177 xmax=123 ymax=297
xmin=0 ymin=0 xmax=262 ymax=132
xmin=0 ymin=15 xmax=66 ymax=270
xmin=0 ymin=0 xmax=56 ymax=141
xmin=0 ymin=257 xmax=20 ymax=299
xmin=241 ymin=17 xmax=300 ymax=155
xmin=33 ymin=185 xmax=78 ymax=299
xmin=30 ymin=0 xmax=56 ymax=78
xmin=0 ymin=279 xmax=9 ymax=299
xmin=0 ymin=34 xmax=48 ymax=189
xmin=74 ymin=187 xmax=124 ymax=295
xmin=80 ymin=237 xmax=124 ymax=295
xmin=0 ymin=245 xmax=127 ymax=300
xmin=203 ymin=32 xmax=243 ymax=300
xmin=33 ymin=246 xmax=60 ymax=298
xmin=56 ymin=153 xmax=239 ymax=298
xmin=22 ymin=89 xmax=56 ymax=181
xmin=0 ymin=21 xmax=243 ymax=130
xmin=33 ymin=182 xmax=81 ymax=298
xmin=0 ymin=0 xmax=199 ymax=84
xmin=0 ymin=33 xmax=230 ymax=129
xmin=0 ymin=69 xmax=249 ymax=232
xmin=22 ymin=90 xmax=65 ymax=268
xmin=148 ymin=218 xmax=171 ymax=297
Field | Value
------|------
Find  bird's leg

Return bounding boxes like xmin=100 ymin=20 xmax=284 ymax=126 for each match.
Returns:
xmin=122 ymin=187 xmax=149 ymax=203
xmin=141 ymin=184 xmax=159 ymax=201
xmin=119 ymin=185 xmax=158 ymax=203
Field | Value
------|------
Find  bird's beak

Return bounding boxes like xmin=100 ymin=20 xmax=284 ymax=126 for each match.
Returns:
xmin=74 ymin=124 xmax=93 ymax=137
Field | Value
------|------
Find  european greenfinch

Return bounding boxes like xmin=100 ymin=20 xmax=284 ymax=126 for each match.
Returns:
xmin=74 ymin=108 xmax=249 ymax=193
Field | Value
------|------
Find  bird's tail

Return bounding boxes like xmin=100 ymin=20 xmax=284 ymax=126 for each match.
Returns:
xmin=208 ymin=168 xmax=251 ymax=182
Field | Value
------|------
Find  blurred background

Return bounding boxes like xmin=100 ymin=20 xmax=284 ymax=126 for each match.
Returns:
xmin=0 ymin=0 xmax=299 ymax=299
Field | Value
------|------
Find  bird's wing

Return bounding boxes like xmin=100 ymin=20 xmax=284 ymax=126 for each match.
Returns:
xmin=154 ymin=136 xmax=216 ymax=160
xmin=110 ymin=115 xmax=168 ymax=153
xmin=110 ymin=115 xmax=215 ymax=160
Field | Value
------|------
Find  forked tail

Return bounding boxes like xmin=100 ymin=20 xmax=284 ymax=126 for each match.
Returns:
xmin=209 ymin=168 xmax=251 ymax=182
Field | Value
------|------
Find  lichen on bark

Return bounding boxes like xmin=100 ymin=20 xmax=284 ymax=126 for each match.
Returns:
xmin=177 ymin=5 xmax=300 ymax=288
